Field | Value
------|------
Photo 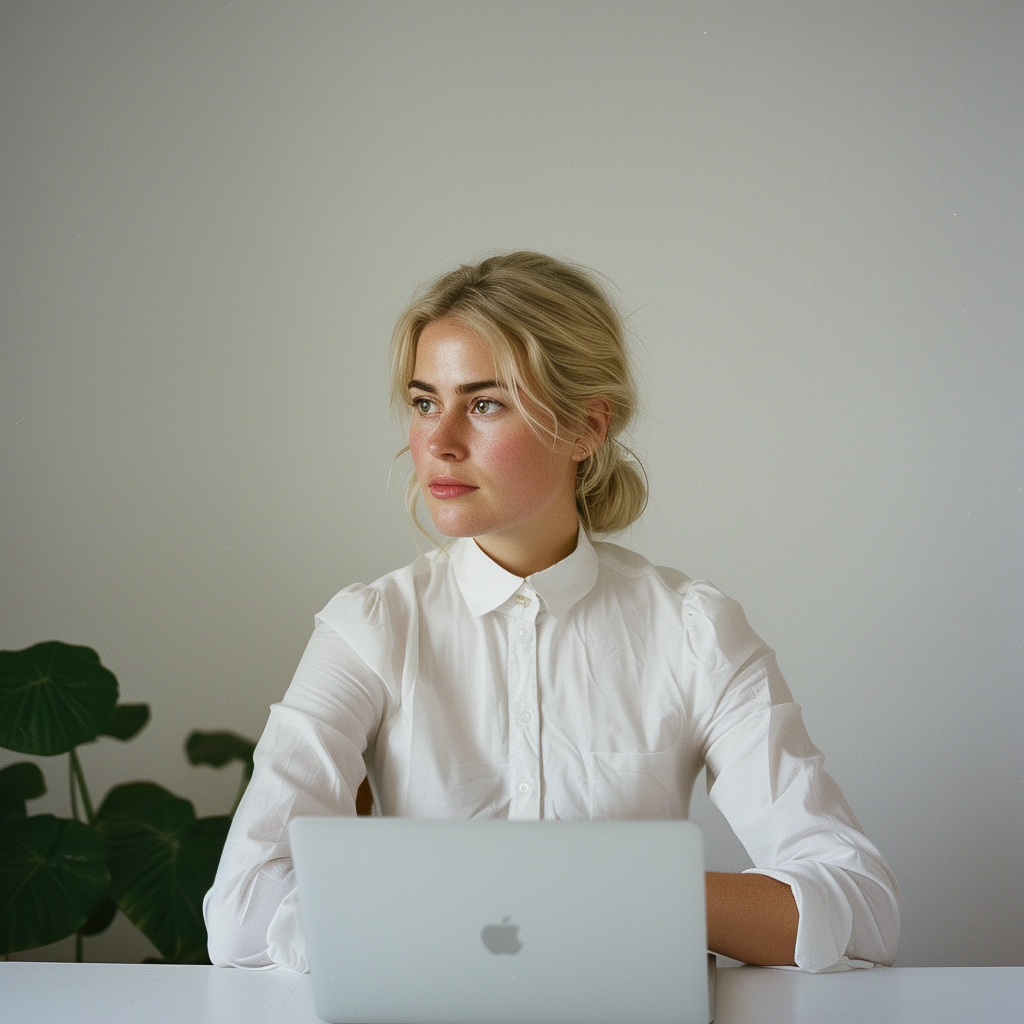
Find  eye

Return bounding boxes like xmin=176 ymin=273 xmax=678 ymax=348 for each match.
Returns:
xmin=411 ymin=396 xmax=436 ymax=415
xmin=471 ymin=398 xmax=503 ymax=415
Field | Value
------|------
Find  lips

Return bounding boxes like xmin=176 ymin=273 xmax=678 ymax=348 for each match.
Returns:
xmin=428 ymin=476 xmax=478 ymax=500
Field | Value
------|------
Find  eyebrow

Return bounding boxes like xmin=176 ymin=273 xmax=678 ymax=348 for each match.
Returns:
xmin=407 ymin=379 xmax=504 ymax=395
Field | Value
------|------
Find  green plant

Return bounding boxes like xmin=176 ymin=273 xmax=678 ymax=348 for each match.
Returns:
xmin=0 ymin=641 xmax=255 ymax=963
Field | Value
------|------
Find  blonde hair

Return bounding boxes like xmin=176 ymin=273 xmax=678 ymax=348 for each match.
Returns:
xmin=390 ymin=251 xmax=647 ymax=536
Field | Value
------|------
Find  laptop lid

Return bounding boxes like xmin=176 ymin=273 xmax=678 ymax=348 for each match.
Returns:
xmin=290 ymin=817 xmax=711 ymax=1024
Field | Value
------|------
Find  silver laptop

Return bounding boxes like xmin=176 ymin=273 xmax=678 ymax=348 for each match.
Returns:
xmin=290 ymin=817 xmax=713 ymax=1024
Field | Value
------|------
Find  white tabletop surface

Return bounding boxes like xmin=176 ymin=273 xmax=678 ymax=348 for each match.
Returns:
xmin=1 ymin=961 xmax=1022 ymax=1023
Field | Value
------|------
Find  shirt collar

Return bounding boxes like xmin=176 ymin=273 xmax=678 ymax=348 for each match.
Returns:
xmin=450 ymin=526 xmax=600 ymax=621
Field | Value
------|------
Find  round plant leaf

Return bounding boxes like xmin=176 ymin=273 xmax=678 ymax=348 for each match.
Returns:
xmin=0 ymin=763 xmax=46 ymax=826
xmin=0 ymin=762 xmax=47 ymax=801
xmin=96 ymin=782 xmax=231 ymax=962
xmin=0 ymin=642 xmax=119 ymax=755
xmin=185 ymin=730 xmax=256 ymax=779
xmin=0 ymin=814 xmax=110 ymax=954
xmin=99 ymin=703 xmax=151 ymax=742
xmin=79 ymin=894 xmax=118 ymax=936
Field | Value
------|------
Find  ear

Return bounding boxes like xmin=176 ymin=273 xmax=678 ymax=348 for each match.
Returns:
xmin=573 ymin=397 xmax=613 ymax=461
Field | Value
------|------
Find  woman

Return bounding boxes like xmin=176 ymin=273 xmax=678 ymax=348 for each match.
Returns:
xmin=204 ymin=252 xmax=899 ymax=973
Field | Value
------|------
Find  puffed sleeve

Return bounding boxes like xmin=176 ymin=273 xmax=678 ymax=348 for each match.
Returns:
xmin=685 ymin=582 xmax=900 ymax=972
xmin=203 ymin=587 xmax=389 ymax=971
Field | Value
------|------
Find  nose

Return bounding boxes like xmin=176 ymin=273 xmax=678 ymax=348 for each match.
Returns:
xmin=426 ymin=410 xmax=468 ymax=461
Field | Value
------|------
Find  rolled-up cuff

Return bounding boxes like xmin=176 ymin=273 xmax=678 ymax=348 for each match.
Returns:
xmin=743 ymin=866 xmax=876 ymax=972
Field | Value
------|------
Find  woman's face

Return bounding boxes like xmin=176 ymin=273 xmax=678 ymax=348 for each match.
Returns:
xmin=407 ymin=317 xmax=581 ymax=576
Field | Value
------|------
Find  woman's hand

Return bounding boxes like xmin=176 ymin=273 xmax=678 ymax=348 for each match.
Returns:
xmin=705 ymin=872 xmax=799 ymax=966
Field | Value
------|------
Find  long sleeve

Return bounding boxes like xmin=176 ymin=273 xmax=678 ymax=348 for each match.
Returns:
xmin=203 ymin=618 xmax=386 ymax=971
xmin=687 ymin=583 xmax=900 ymax=971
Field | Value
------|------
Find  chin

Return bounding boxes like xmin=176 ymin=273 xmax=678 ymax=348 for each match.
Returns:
xmin=425 ymin=511 xmax=481 ymax=539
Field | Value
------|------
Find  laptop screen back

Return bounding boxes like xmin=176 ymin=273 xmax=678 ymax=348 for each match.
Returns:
xmin=290 ymin=817 xmax=710 ymax=1024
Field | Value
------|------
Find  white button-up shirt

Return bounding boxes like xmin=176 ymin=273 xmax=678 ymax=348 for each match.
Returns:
xmin=204 ymin=531 xmax=899 ymax=973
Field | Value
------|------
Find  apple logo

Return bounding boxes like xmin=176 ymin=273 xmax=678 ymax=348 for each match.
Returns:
xmin=481 ymin=916 xmax=523 ymax=955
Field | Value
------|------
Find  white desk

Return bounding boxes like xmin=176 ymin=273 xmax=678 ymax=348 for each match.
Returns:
xmin=1 ymin=962 xmax=1022 ymax=1023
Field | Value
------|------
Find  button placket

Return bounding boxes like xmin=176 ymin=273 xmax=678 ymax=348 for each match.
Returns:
xmin=507 ymin=588 xmax=541 ymax=819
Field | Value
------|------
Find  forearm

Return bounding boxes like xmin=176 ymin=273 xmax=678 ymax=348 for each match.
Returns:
xmin=705 ymin=871 xmax=798 ymax=966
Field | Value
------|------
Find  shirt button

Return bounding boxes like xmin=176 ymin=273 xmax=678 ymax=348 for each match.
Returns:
xmin=515 ymin=595 xmax=530 ymax=607
xmin=518 ymin=782 xmax=531 ymax=795
xmin=518 ymin=710 xmax=531 ymax=723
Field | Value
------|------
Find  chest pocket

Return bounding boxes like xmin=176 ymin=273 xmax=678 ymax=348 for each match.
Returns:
xmin=587 ymin=749 xmax=685 ymax=819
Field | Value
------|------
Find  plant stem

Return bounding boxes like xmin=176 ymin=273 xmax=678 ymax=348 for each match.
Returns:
xmin=70 ymin=750 xmax=93 ymax=963
xmin=69 ymin=755 xmax=80 ymax=822
xmin=69 ymin=749 xmax=96 ymax=826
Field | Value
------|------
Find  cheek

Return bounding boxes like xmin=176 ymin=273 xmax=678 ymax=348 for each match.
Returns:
xmin=408 ymin=423 xmax=429 ymax=468
xmin=484 ymin=433 xmax=570 ymax=491
xmin=479 ymin=433 xmax=532 ymax=472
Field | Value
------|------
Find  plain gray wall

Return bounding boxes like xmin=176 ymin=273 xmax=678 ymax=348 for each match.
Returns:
xmin=2 ymin=2 xmax=1021 ymax=967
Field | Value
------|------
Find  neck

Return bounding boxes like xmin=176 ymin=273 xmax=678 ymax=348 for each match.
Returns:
xmin=474 ymin=524 xmax=580 ymax=578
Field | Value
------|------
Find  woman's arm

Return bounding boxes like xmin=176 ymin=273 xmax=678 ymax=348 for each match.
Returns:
xmin=705 ymin=871 xmax=798 ymax=966
xmin=204 ymin=618 xmax=385 ymax=970
xmin=686 ymin=582 xmax=899 ymax=970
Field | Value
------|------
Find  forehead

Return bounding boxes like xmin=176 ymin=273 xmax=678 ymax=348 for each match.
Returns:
xmin=412 ymin=318 xmax=500 ymax=382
